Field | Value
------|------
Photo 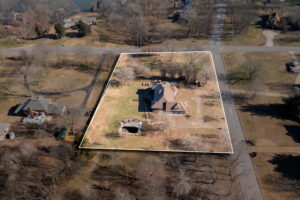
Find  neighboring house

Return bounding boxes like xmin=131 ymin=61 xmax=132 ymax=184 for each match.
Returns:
xmin=63 ymin=17 xmax=97 ymax=29
xmin=14 ymin=96 xmax=66 ymax=116
xmin=0 ymin=123 xmax=10 ymax=141
xmin=151 ymin=81 xmax=188 ymax=114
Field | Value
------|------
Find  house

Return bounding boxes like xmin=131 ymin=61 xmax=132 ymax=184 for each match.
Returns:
xmin=63 ymin=17 xmax=97 ymax=29
xmin=14 ymin=96 xmax=66 ymax=116
xmin=0 ymin=123 xmax=10 ymax=141
xmin=151 ymin=81 xmax=188 ymax=114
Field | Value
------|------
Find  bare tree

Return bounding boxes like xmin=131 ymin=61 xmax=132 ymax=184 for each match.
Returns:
xmin=136 ymin=156 xmax=166 ymax=200
xmin=129 ymin=59 xmax=151 ymax=77
xmin=112 ymin=66 xmax=135 ymax=86
xmin=227 ymin=2 xmax=256 ymax=37
xmin=173 ymin=169 xmax=192 ymax=198
xmin=114 ymin=188 xmax=135 ymax=200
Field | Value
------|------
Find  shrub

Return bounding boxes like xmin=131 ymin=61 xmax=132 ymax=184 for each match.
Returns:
xmin=54 ymin=23 xmax=65 ymax=39
xmin=77 ymin=20 xmax=91 ymax=37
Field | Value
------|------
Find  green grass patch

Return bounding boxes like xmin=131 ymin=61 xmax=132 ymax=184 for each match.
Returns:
xmin=223 ymin=25 xmax=266 ymax=46
xmin=0 ymin=40 xmax=24 ymax=48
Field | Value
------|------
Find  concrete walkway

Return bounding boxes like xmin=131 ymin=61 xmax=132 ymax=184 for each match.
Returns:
xmin=262 ymin=30 xmax=279 ymax=47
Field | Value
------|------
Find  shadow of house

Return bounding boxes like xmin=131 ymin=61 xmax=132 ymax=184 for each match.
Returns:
xmin=269 ymin=154 xmax=300 ymax=180
xmin=137 ymin=88 xmax=153 ymax=112
xmin=8 ymin=105 xmax=19 ymax=116
xmin=284 ymin=125 xmax=300 ymax=143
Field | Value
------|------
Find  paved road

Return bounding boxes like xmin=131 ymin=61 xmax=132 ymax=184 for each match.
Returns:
xmin=0 ymin=45 xmax=142 ymax=55
xmin=211 ymin=1 xmax=263 ymax=200
xmin=2 ymin=44 xmax=300 ymax=56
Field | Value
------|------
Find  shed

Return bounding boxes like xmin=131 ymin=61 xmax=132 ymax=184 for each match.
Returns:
xmin=58 ymin=126 xmax=69 ymax=139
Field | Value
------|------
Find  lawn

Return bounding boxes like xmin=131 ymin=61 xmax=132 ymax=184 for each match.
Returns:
xmin=223 ymin=25 xmax=266 ymax=46
xmin=0 ymin=53 xmax=115 ymax=135
xmin=82 ymin=52 xmax=232 ymax=152
xmin=29 ymin=68 xmax=92 ymax=92
xmin=274 ymin=31 xmax=300 ymax=47
xmin=235 ymin=96 xmax=300 ymax=147
xmin=222 ymin=51 xmax=297 ymax=94
xmin=0 ymin=39 xmax=24 ymax=48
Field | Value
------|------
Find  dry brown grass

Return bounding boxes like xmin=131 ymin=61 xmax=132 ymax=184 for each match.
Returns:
xmin=252 ymin=153 xmax=300 ymax=200
xmin=235 ymin=96 xmax=299 ymax=147
xmin=82 ymin=52 xmax=232 ymax=152
xmin=223 ymin=51 xmax=296 ymax=94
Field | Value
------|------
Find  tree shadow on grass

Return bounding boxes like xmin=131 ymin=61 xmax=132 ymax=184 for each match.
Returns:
xmin=284 ymin=125 xmax=300 ymax=143
xmin=66 ymin=32 xmax=82 ymax=38
xmin=269 ymin=154 xmax=300 ymax=180
xmin=255 ymin=15 xmax=268 ymax=28
xmin=240 ymin=103 xmax=295 ymax=121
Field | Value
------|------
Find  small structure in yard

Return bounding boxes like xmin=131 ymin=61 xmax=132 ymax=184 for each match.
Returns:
xmin=14 ymin=96 xmax=66 ymax=116
xmin=58 ymin=126 xmax=69 ymax=140
xmin=0 ymin=123 xmax=10 ymax=141
xmin=7 ymin=132 xmax=15 ymax=139
xmin=151 ymin=81 xmax=188 ymax=114
xmin=119 ymin=119 xmax=142 ymax=135
xmin=63 ymin=17 xmax=97 ymax=29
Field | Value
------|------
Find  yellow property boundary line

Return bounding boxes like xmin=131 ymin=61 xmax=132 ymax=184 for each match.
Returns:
xmin=79 ymin=51 xmax=234 ymax=154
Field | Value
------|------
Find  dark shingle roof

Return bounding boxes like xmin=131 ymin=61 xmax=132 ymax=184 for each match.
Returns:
xmin=151 ymin=82 xmax=177 ymax=110
xmin=14 ymin=96 xmax=65 ymax=115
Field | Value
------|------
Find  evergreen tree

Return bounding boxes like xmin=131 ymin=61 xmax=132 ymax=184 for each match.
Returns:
xmin=77 ymin=21 xmax=91 ymax=37
xmin=35 ymin=24 xmax=48 ymax=38
xmin=54 ymin=23 xmax=65 ymax=39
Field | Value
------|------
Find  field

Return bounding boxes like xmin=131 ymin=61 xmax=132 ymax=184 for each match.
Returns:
xmin=222 ymin=51 xmax=297 ymax=94
xmin=274 ymin=31 xmax=300 ymax=47
xmin=0 ymin=53 xmax=116 ymax=132
xmin=81 ymin=52 xmax=232 ymax=153
xmin=223 ymin=23 xmax=266 ymax=46
xmin=252 ymin=153 xmax=300 ymax=200
xmin=223 ymin=51 xmax=300 ymax=199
